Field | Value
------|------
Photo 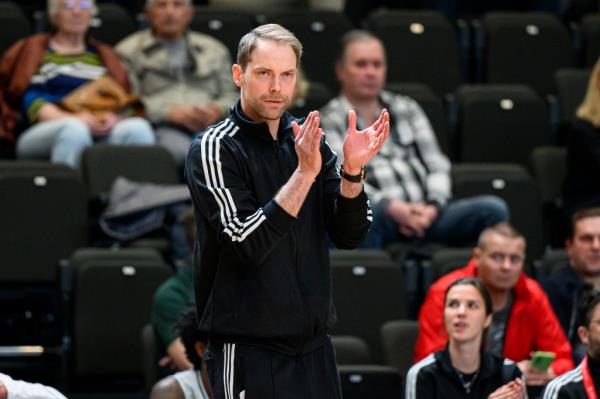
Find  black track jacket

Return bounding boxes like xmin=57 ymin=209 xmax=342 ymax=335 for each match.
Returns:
xmin=185 ymin=101 xmax=372 ymax=348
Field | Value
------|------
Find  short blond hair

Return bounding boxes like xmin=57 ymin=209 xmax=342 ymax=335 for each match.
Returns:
xmin=477 ymin=222 xmax=525 ymax=250
xmin=236 ymin=24 xmax=302 ymax=69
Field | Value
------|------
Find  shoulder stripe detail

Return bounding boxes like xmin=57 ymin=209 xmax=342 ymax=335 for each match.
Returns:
xmin=543 ymin=364 xmax=583 ymax=399
xmin=406 ymin=353 xmax=436 ymax=399
xmin=201 ymin=119 xmax=266 ymax=242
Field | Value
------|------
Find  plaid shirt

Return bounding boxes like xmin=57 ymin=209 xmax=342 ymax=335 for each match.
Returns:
xmin=320 ymin=91 xmax=451 ymax=208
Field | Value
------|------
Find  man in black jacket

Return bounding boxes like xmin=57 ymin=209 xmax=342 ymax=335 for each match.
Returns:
xmin=543 ymin=290 xmax=600 ymax=399
xmin=185 ymin=23 xmax=389 ymax=399
xmin=542 ymin=207 xmax=600 ymax=363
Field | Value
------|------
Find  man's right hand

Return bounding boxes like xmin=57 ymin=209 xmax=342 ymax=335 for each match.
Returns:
xmin=291 ymin=111 xmax=323 ymax=179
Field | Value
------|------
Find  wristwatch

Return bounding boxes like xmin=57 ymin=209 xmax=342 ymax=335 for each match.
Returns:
xmin=340 ymin=165 xmax=366 ymax=183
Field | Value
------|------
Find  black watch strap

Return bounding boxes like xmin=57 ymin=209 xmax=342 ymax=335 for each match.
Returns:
xmin=340 ymin=165 xmax=366 ymax=183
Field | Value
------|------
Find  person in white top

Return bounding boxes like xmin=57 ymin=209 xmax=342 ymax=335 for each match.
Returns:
xmin=150 ymin=307 xmax=211 ymax=399
xmin=0 ymin=373 xmax=67 ymax=399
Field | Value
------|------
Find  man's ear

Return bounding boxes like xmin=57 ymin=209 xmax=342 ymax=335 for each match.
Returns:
xmin=473 ymin=247 xmax=482 ymax=266
xmin=579 ymin=325 xmax=590 ymax=346
xmin=232 ymin=64 xmax=243 ymax=88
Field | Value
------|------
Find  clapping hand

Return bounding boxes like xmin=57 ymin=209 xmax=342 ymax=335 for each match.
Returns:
xmin=291 ymin=111 xmax=323 ymax=178
xmin=342 ymin=109 xmax=389 ymax=174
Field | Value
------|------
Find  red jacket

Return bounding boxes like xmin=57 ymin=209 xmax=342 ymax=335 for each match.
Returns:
xmin=414 ymin=258 xmax=574 ymax=375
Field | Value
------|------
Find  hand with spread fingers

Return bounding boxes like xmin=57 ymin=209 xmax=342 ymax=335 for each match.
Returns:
xmin=291 ymin=111 xmax=324 ymax=179
xmin=342 ymin=109 xmax=390 ymax=175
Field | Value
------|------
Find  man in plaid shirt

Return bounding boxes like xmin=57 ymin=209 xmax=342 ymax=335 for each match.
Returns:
xmin=320 ymin=30 xmax=509 ymax=248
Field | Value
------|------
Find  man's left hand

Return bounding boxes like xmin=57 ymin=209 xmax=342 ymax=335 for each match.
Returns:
xmin=342 ymin=109 xmax=389 ymax=174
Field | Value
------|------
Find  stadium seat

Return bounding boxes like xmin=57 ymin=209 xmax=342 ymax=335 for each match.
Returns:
xmin=455 ymin=84 xmax=551 ymax=169
xmin=581 ymin=13 xmax=600 ymax=67
xmin=452 ymin=163 xmax=544 ymax=261
xmin=190 ymin=7 xmax=256 ymax=60
xmin=555 ymin=68 xmax=591 ymax=132
xmin=0 ymin=2 xmax=32 ymax=55
xmin=338 ymin=365 xmax=404 ymax=399
xmin=260 ymin=9 xmax=353 ymax=91
xmin=331 ymin=335 xmax=372 ymax=365
xmin=531 ymin=146 xmax=567 ymax=248
xmin=476 ymin=12 xmax=573 ymax=96
xmin=429 ymin=247 xmax=472 ymax=283
xmin=80 ymin=145 xmax=180 ymax=201
xmin=368 ymin=10 xmax=461 ymax=96
xmin=0 ymin=161 xmax=88 ymax=283
xmin=329 ymin=249 xmax=406 ymax=363
xmin=141 ymin=324 xmax=160 ymax=390
xmin=62 ymin=248 xmax=171 ymax=390
xmin=380 ymin=319 xmax=419 ymax=379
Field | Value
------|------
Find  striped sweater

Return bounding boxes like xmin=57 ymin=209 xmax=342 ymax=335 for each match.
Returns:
xmin=22 ymin=47 xmax=106 ymax=123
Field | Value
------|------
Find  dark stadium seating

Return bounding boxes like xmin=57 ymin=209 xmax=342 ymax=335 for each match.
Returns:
xmin=368 ymin=9 xmax=461 ymax=96
xmin=476 ymin=12 xmax=573 ymax=96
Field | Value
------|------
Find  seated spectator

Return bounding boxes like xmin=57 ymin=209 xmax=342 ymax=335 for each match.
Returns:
xmin=0 ymin=0 xmax=155 ymax=168
xmin=542 ymin=207 xmax=600 ymax=364
xmin=406 ymin=277 xmax=525 ymax=399
xmin=150 ymin=307 xmax=212 ymax=399
xmin=543 ymin=290 xmax=600 ymax=398
xmin=320 ymin=30 xmax=509 ymax=249
xmin=116 ymin=0 xmax=238 ymax=166
xmin=415 ymin=223 xmax=574 ymax=386
xmin=152 ymin=207 xmax=196 ymax=371
xmin=0 ymin=373 xmax=67 ymax=399
xmin=563 ymin=57 xmax=600 ymax=218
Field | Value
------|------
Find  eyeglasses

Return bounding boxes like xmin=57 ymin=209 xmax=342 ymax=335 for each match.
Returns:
xmin=63 ymin=0 xmax=93 ymax=10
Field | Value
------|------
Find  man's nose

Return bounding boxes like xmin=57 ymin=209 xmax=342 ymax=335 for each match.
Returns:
xmin=270 ymin=76 xmax=282 ymax=92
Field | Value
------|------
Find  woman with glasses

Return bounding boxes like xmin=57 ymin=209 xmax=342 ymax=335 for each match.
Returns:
xmin=0 ymin=0 xmax=155 ymax=167
xmin=406 ymin=277 xmax=526 ymax=399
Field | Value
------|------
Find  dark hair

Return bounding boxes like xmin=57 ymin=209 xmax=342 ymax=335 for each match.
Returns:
xmin=335 ymin=29 xmax=384 ymax=64
xmin=174 ymin=306 xmax=207 ymax=370
xmin=445 ymin=277 xmax=493 ymax=316
xmin=578 ymin=289 xmax=600 ymax=328
xmin=570 ymin=207 xmax=600 ymax=239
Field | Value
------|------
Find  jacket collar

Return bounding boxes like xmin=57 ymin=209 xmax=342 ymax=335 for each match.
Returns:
xmin=229 ymin=99 xmax=300 ymax=142
xmin=436 ymin=345 xmax=503 ymax=381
